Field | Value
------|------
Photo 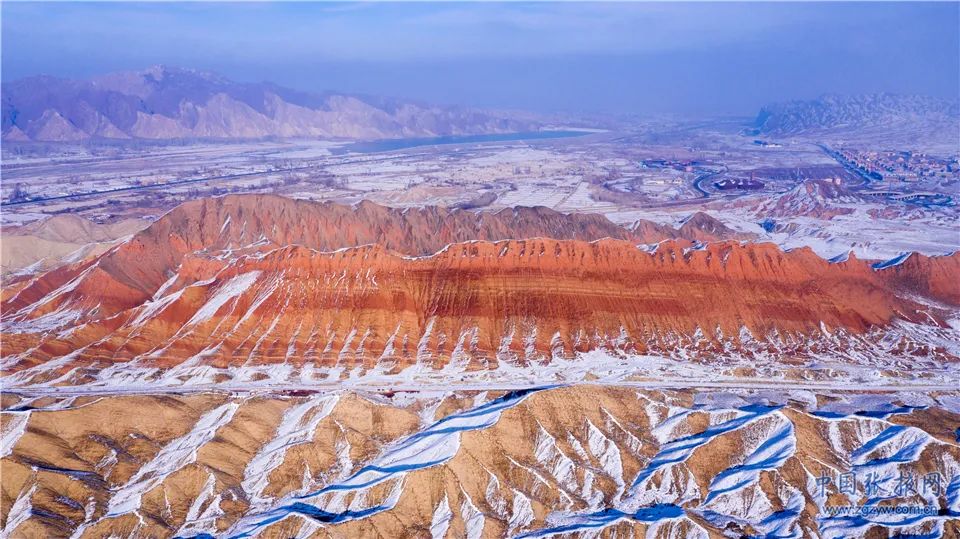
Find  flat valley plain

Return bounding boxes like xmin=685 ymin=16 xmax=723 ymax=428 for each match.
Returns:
xmin=3 ymin=120 xmax=957 ymax=262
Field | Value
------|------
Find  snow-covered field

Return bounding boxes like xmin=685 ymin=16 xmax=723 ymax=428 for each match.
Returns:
xmin=4 ymin=130 xmax=956 ymax=264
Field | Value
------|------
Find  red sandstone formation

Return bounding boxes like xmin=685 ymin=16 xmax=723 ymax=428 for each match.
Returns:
xmin=0 ymin=195 xmax=741 ymax=319
xmin=1 ymin=195 xmax=957 ymax=381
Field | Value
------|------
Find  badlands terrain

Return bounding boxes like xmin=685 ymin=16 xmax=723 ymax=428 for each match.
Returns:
xmin=1 ymin=73 xmax=959 ymax=538
xmin=2 ymin=193 xmax=959 ymax=539
xmin=2 ymin=194 xmax=959 ymax=390
xmin=3 ymin=386 xmax=960 ymax=539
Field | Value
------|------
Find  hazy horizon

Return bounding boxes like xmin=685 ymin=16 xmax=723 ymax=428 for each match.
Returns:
xmin=3 ymin=2 xmax=959 ymax=116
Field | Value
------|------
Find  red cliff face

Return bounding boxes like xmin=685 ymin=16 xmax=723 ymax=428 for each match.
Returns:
xmin=1 ymin=195 xmax=744 ymax=319
xmin=2 ymin=195 xmax=957 ymax=382
xmin=878 ymin=251 xmax=960 ymax=306
xmin=630 ymin=211 xmax=754 ymax=243
xmin=3 ymin=227 xmax=958 ymax=380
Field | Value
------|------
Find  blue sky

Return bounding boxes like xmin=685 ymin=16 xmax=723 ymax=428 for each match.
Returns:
xmin=3 ymin=2 xmax=958 ymax=115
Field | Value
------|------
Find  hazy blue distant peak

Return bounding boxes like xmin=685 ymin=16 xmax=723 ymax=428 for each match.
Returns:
xmin=754 ymin=94 xmax=960 ymax=135
xmin=0 ymin=67 xmax=538 ymax=142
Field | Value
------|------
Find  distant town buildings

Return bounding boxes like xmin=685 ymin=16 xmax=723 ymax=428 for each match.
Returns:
xmin=836 ymin=148 xmax=959 ymax=183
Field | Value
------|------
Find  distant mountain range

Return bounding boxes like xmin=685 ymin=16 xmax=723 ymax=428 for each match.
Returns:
xmin=1 ymin=65 xmax=537 ymax=142
xmin=5 ymin=69 xmax=957 ymax=146
xmin=752 ymin=93 xmax=960 ymax=137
